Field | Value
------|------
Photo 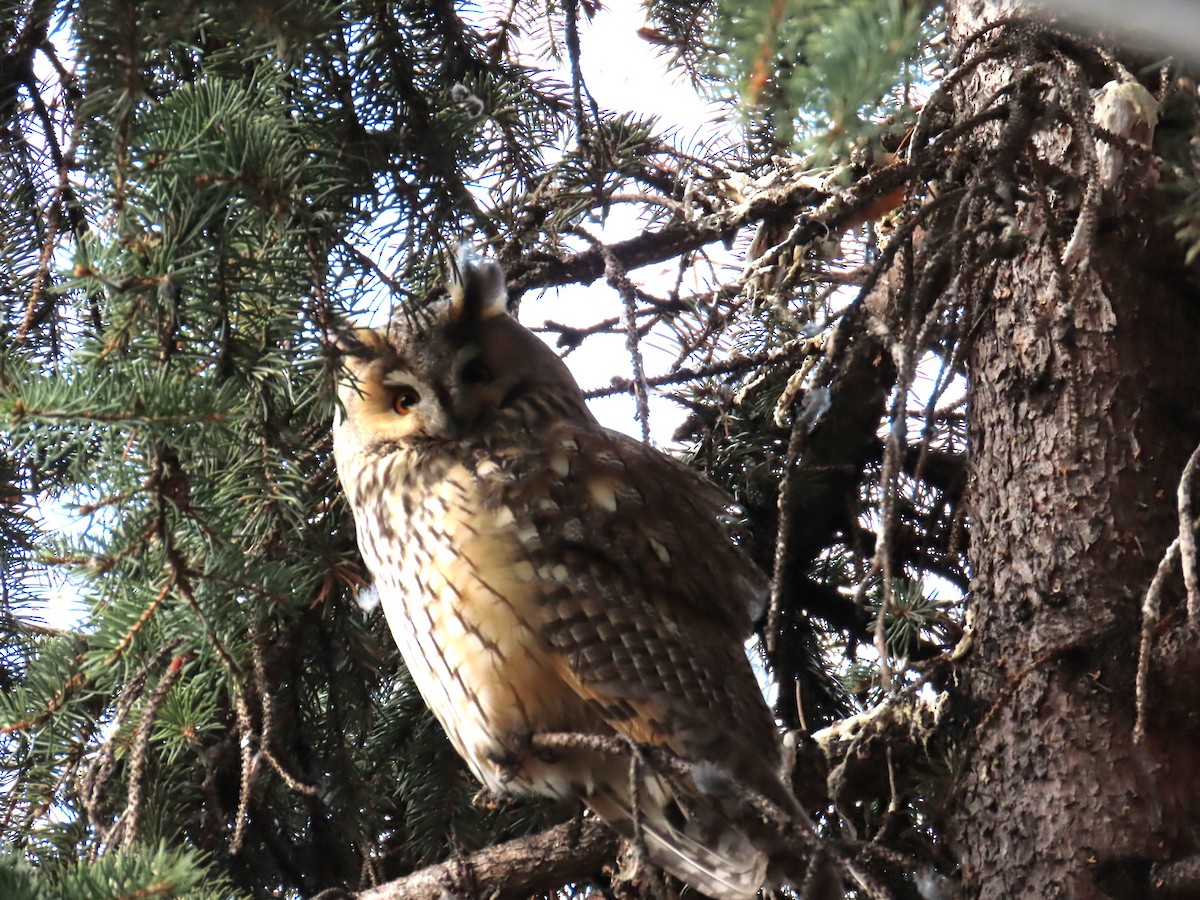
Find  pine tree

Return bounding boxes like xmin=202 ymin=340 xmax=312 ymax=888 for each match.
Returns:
xmin=2 ymin=1 xmax=1200 ymax=898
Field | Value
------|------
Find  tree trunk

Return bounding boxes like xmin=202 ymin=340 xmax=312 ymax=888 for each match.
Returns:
xmin=949 ymin=2 xmax=1200 ymax=897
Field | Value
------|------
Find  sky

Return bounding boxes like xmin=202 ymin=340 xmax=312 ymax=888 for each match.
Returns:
xmin=522 ymin=1 xmax=736 ymax=440
xmin=578 ymin=2 xmax=720 ymax=123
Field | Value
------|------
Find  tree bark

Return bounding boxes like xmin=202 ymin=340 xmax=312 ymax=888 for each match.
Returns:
xmin=353 ymin=818 xmax=619 ymax=900
xmin=948 ymin=2 xmax=1200 ymax=897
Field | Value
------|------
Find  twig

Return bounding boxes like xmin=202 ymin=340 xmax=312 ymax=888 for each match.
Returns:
xmin=584 ymin=333 xmax=820 ymax=399
xmin=1179 ymin=442 xmax=1200 ymax=620
xmin=251 ymin=637 xmax=319 ymax=796
xmin=103 ymin=576 xmax=174 ymax=665
xmin=767 ymin=406 xmax=808 ymax=657
xmin=1134 ymin=537 xmax=1181 ymax=744
xmin=871 ymin=746 xmax=900 ymax=843
xmin=576 ymin=228 xmax=653 ymax=441
xmin=119 ymin=653 xmax=187 ymax=847
xmin=80 ymin=636 xmax=186 ymax=848
xmin=230 ymin=686 xmax=256 ymax=855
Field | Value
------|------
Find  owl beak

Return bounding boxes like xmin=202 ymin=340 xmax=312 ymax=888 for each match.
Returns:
xmin=425 ymin=395 xmax=468 ymax=442
xmin=438 ymin=412 xmax=467 ymax=441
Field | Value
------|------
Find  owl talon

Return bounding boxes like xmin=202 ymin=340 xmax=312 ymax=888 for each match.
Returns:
xmin=486 ymin=735 xmax=534 ymax=783
xmin=486 ymin=726 xmax=568 ymax=773
xmin=471 ymin=787 xmax=512 ymax=810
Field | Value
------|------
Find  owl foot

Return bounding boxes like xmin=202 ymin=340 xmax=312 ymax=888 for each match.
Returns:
xmin=470 ymin=787 xmax=514 ymax=810
xmin=485 ymin=731 xmax=537 ymax=784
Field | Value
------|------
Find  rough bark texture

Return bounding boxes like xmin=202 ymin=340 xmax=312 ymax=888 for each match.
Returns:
xmin=949 ymin=2 xmax=1200 ymax=897
xmin=354 ymin=818 xmax=619 ymax=900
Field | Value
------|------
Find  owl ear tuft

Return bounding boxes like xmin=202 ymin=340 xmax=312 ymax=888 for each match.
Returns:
xmin=328 ymin=318 xmax=389 ymax=358
xmin=448 ymin=249 xmax=508 ymax=323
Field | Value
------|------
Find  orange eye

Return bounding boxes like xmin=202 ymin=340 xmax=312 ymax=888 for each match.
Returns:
xmin=392 ymin=386 xmax=421 ymax=415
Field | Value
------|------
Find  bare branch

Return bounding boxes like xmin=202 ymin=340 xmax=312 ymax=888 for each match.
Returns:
xmin=354 ymin=818 xmax=618 ymax=900
xmin=1179 ymin=442 xmax=1200 ymax=619
xmin=1135 ymin=537 xmax=1181 ymax=744
xmin=506 ymin=162 xmax=914 ymax=293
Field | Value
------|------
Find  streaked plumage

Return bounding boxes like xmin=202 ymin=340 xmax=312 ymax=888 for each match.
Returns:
xmin=331 ymin=253 xmax=796 ymax=898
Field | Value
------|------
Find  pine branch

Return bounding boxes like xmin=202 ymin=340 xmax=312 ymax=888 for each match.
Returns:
xmin=505 ymin=160 xmax=912 ymax=291
xmin=353 ymin=818 xmax=618 ymax=900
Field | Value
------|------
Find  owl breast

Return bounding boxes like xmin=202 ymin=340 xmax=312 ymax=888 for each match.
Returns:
xmin=347 ymin=441 xmax=600 ymax=797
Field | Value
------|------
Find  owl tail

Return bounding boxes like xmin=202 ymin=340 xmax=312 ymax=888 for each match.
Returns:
xmin=586 ymin=774 xmax=769 ymax=900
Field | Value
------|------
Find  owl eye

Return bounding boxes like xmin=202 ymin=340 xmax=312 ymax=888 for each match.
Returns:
xmin=462 ymin=358 xmax=492 ymax=384
xmin=392 ymin=386 xmax=421 ymax=415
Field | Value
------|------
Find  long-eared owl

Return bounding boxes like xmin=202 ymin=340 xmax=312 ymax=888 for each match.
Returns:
xmin=331 ymin=253 xmax=796 ymax=899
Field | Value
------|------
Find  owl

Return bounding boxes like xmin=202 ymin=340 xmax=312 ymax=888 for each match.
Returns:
xmin=331 ymin=253 xmax=797 ymax=899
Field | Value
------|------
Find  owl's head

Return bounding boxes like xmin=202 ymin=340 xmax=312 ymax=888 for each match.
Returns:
xmin=332 ymin=253 xmax=593 ymax=453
